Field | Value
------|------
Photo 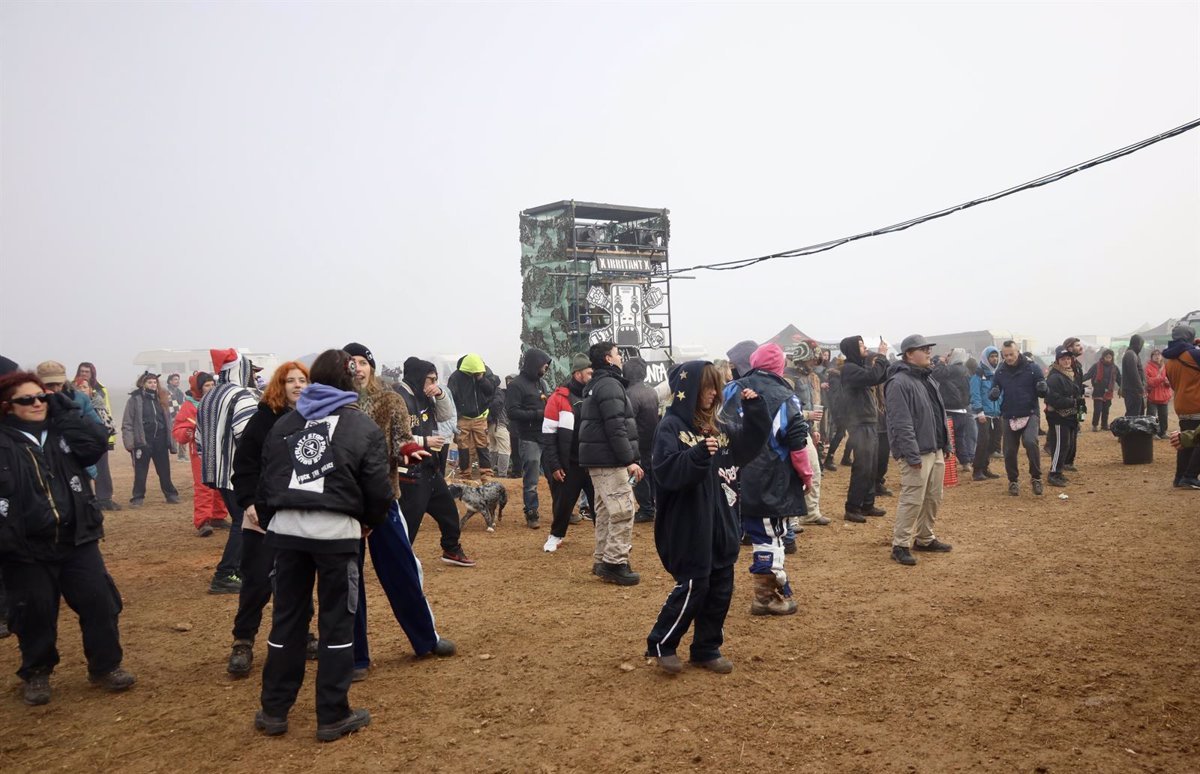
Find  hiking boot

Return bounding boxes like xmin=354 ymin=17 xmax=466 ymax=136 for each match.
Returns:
xmin=1032 ymin=479 xmax=1044 ymax=496
xmin=306 ymin=633 xmax=318 ymax=661
xmin=656 ymin=654 xmax=683 ymax=674
xmin=749 ymin=575 xmax=797 ymax=616
xmin=524 ymin=513 xmax=540 ymax=530
xmin=865 ymin=506 xmax=887 ymax=517
xmin=844 ymin=510 xmax=867 ymax=524
xmin=595 ymin=562 xmax=640 ymax=586
xmin=165 ymin=494 xmax=181 ymax=504
xmin=592 ymin=562 xmax=604 ymax=577
xmin=197 ymin=522 xmax=214 ymax=538
xmin=316 ymin=708 xmax=371 ymax=742
xmin=799 ymin=515 xmax=831 ymax=526
xmin=1047 ymin=473 xmax=1068 ymax=488
xmin=441 ymin=549 xmax=476 ymax=567
xmin=875 ymin=486 xmax=894 ymax=497
xmin=891 ymin=546 xmax=917 ymax=566
xmin=254 ymin=710 xmax=288 ymax=736
xmin=913 ymin=539 xmax=953 ymax=553
xmin=432 ymin=638 xmax=456 ymax=657
xmin=634 ymin=511 xmax=655 ymax=524
xmin=23 ymin=674 xmax=50 ymax=706
xmin=692 ymin=656 xmax=733 ymax=674
xmin=227 ymin=640 xmax=254 ymax=677
xmin=209 ymin=574 xmax=242 ymax=594
xmin=351 ymin=667 xmax=369 ymax=682
xmin=542 ymin=535 xmax=563 ymax=553
xmin=1008 ymin=482 xmax=1020 ymax=496
xmin=783 ymin=539 xmax=797 ymax=555
xmin=88 ymin=667 xmax=136 ymax=692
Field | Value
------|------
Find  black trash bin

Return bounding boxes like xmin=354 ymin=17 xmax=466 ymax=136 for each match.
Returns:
xmin=1110 ymin=416 xmax=1158 ymax=465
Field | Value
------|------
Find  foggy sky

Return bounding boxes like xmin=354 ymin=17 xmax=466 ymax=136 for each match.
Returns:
xmin=2 ymin=2 xmax=1197 ymax=388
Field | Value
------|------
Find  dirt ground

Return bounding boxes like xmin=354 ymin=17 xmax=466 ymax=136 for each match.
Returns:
xmin=1 ymin=423 xmax=1197 ymax=774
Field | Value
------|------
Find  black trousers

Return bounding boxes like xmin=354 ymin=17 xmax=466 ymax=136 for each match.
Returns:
xmin=260 ymin=546 xmax=358 ymax=725
xmin=1 ymin=541 xmax=123 ymax=680
xmin=845 ymin=425 xmax=878 ymax=511
xmin=632 ymin=449 xmax=656 ymax=519
xmin=399 ymin=473 xmax=463 ymax=554
xmin=1091 ymin=399 xmax=1112 ymax=429
xmin=1003 ymin=419 xmax=1042 ymax=482
xmin=130 ymin=437 xmax=178 ymax=501
xmin=1124 ymin=394 xmax=1145 ymax=418
xmin=645 ymin=564 xmax=734 ymax=662
xmin=1177 ymin=418 xmax=1200 ymax=481
xmin=1047 ymin=420 xmax=1078 ymax=475
xmin=875 ymin=429 xmax=890 ymax=486
xmin=548 ymin=464 xmax=596 ymax=539
xmin=1148 ymin=403 xmax=1169 ymax=437
xmin=232 ymin=529 xmax=274 ymax=642
xmin=973 ymin=417 xmax=1001 ymax=473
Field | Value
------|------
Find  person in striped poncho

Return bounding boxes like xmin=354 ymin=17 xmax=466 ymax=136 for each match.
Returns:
xmin=198 ymin=349 xmax=261 ymax=594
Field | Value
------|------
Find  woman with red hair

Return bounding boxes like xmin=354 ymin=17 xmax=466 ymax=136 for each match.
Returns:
xmin=173 ymin=372 xmax=229 ymax=536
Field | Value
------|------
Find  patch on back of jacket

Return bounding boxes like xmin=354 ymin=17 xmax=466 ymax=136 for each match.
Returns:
xmin=287 ymin=416 xmax=340 ymax=492
xmin=0 ymin=498 xmax=8 ymax=517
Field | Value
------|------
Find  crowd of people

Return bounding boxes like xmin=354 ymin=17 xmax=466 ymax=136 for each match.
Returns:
xmin=0 ymin=322 xmax=1197 ymax=740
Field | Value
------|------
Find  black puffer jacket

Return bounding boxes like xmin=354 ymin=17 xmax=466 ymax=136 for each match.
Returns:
xmin=0 ymin=396 xmax=109 ymax=561
xmin=506 ymin=349 xmax=551 ymax=439
xmin=838 ymin=336 xmax=889 ymax=427
xmin=623 ymin=358 xmax=660 ymax=462
xmin=578 ymin=364 xmax=639 ymax=467
xmin=1046 ymin=367 xmax=1083 ymax=424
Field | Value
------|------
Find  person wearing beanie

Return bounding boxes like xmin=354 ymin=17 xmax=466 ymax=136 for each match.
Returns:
xmin=622 ymin=357 xmax=660 ymax=524
xmin=1163 ymin=324 xmax=1200 ymax=488
xmin=1046 ymin=337 xmax=1086 ymax=472
xmin=172 ymin=372 xmax=229 ymax=535
xmin=447 ymin=353 xmax=500 ymax=479
xmin=1120 ymin=334 xmax=1147 ymax=417
xmin=1045 ymin=347 xmax=1084 ymax=488
xmin=163 ymin=374 xmax=188 ymax=460
xmin=785 ymin=342 xmax=830 ymax=530
xmin=393 ymin=356 xmax=476 ymax=566
xmin=505 ymin=348 xmax=553 ymax=527
xmin=884 ymin=335 xmax=953 ymax=566
xmin=120 ymin=371 xmax=180 ymax=509
xmin=734 ymin=343 xmax=811 ymax=615
xmin=540 ymin=354 xmax=595 ymax=552
xmin=837 ymin=335 xmax=890 ymax=522
xmin=1083 ymin=349 xmax=1120 ymax=432
xmin=577 ymin=341 xmax=642 ymax=586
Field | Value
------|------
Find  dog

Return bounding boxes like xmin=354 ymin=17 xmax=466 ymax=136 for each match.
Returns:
xmin=449 ymin=481 xmax=508 ymax=532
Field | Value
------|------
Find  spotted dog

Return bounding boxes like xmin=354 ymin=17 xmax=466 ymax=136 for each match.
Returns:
xmin=449 ymin=481 xmax=508 ymax=532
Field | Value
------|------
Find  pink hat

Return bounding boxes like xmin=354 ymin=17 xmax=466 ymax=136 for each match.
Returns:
xmin=749 ymin=343 xmax=786 ymax=376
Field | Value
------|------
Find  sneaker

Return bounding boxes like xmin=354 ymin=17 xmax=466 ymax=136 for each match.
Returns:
xmin=306 ymin=633 xmax=318 ymax=661
xmin=1063 ymin=464 xmax=1078 ymax=473
xmin=1178 ymin=477 xmax=1200 ymax=490
xmin=165 ymin=494 xmax=181 ymax=504
xmin=692 ymin=656 xmax=733 ymax=674
xmin=441 ymin=549 xmax=477 ymax=567
xmin=913 ymin=539 xmax=953 ymax=552
xmin=1008 ymin=482 xmax=1020 ymax=496
xmin=579 ymin=507 xmax=594 ymax=522
xmin=210 ymin=519 xmax=230 ymax=530
xmin=254 ymin=710 xmax=288 ymax=736
xmin=524 ymin=514 xmax=540 ymax=530
xmin=1032 ymin=479 xmax=1044 ymax=496
xmin=351 ymin=667 xmax=369 ymax=682
xmin=783 ymin=539 xmax=797 ymax=555
xmin=656 ymin=654 xmax=683 ymax=674
xmin=960 ymin=463 xmax=972 ymax=474
xmin=128 ymin=499 xmax=144 ymax=509
xmin=227 ymin=640 xmax=254 ymax=677
xmin=209 ymin=574 xmax=243 ymax=595
xmin=98 ymin=499 xmax=122 ymax=511
xmin=844 ymin=510 xmax=867 ymax=524
xmin=875 ymin=486 xmax=894 ymax=497
xmin=542 ymin=535 xmax=563 ymax=553
xmin=972 ymin=472 xmax=988 ymax=482
xmin=196 ymin=523 xmax=214 ymax=538
xmin=984 ymin=470 xmax=1001 ymax=479
xmin=88 ymin=667 xmax=136 ymax=692
xmin=890 ymin=546 xmax=917 ymax=566
xmin=432 ymin=638 xmax=456 ymax=657
xmin=595 ymin=562 xmax=640 ymax=586
xmin=316 ymin=708 xmax=371 ymax=742
xmin=568 ymin=512 xmax=582 ymax=524
xmin=23 ymin=674 xmax=50 ymax=706
xmin=634 ymin=512 xmax=655 ymax=524
xmin=1047 ymin=473 xmax=1068 ymax=488
xmin=865 ymin=506 xmax=887 ymax=517
xmin=799 ymin=515 xmax=831 ymax=526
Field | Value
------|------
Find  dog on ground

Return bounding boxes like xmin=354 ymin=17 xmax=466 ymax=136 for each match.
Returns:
xmin=449 ymin=481 xmax=508 ymax=532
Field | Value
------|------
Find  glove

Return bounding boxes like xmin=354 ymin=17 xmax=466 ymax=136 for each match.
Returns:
xmin=1035 ymin=382 xmax=1048 ymax=397
xmin=47 ymin=391 xmax=77 ymax=416
xmin=988 ymin=387 xmax=1001 ymax=402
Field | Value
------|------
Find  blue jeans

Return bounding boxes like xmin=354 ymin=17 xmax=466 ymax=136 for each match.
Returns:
xmin=949 ymin=412 xmax=977 ymax=464
xmin=215 ymin=489 xmax=244 ymax=580
xmin=520 ymin=439 xmax=541 ymax=516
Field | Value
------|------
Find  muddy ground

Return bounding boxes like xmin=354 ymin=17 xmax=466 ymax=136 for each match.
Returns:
xmin=1 ymin=423 xmax=1197 ymax=773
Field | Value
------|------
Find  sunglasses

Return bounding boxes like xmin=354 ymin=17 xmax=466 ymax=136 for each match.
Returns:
xmin=10 ymin=393 xmax=50 ymax=406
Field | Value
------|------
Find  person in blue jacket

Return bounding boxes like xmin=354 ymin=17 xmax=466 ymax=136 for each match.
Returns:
xmin=968 ymin=346 xmax=1003 ymax=480
xmin=644 ymin=361 xmax=769 ymax=675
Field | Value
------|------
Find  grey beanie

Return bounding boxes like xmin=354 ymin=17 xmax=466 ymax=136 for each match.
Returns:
xmin=1171 ymin=324 xmax=1196 ymax=342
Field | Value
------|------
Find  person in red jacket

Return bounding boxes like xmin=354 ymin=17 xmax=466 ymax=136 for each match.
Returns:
xmin=172 ymin=372 xmax=229 ymax=536
xmin=1146 ymin=349 xmax=1173 ymax=439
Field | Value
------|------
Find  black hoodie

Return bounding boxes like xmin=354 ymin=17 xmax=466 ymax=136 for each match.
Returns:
xmin=838 ymin=335 xmax=889 ymax=427
xmin=505 ymin=348 xmax=551 ymax=438
xmin=651 ymin=361 xmax=769 ymax=580
xmin=623 ymin=358 xmax=660 ymax=460
xmin=1121 ymin=335 xmax=1146 ymax=397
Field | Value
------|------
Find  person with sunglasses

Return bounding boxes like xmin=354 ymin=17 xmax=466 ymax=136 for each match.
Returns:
xmin=0 ymin=371 xmax=136 ymax=706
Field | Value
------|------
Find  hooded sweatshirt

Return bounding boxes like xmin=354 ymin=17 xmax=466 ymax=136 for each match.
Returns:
xmin=969 ymin=346 xmax=1003 ymax=417
xmin=447 ymin=353 xmax=498 ymax=419
xmin=623 ymin=358 xmax=660 ymax=460
xmin=651 ymin=361 xmax=769 ymax=579
xmin=1163 ymin=336 xmax=1200 ymax=415
xmin=394 ymin=357 xmax=454 ymax=455
xmin=506 ymin=348 xmax=552 ymax=438
xmin=1121 ymin=335 xmax=1146 ymax=397
xmin=935 ymin=348 xmax=972 ymax=412
xmin=726 ymin=340 xmax=759 ymax=380
xmin=837 ymin=335 xmax=889 ymax=427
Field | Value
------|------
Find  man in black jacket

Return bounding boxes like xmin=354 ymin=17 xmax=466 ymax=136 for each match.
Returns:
xmin=447 ymin=354 xmax=499 ymax=478
xmin=933 ymin=348 xmax=975 ymax=472
xmin=885 ymin=335 xmax=953 ymax=567
xmin=623 ymin=358 xmax=660 ymax=524
xmin=506 ymin=349 xmax=551 ymax=527
xmin=578 ymin=341 xmax=642 ymax=586
xmin=990 ymin=341 xmax=1049 ymax=496
xmin=1121 ymin=334 xmax=1147 ymax=417
xmin=838 ymin=335 xmax=890 ymax=522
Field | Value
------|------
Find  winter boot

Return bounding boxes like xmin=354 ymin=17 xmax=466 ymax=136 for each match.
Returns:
xmin=750 ymin=575 xmax=798 ymax=616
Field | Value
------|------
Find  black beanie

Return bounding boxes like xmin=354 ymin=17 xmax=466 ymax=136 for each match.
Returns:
xmin=403 ymin=356 xmax=437 ymax=390
xmin=343 ymin=342 xmax=375 ymax=372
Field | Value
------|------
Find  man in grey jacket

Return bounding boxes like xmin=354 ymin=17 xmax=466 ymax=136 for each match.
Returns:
xmin=1120 ymin=334 xmax=1146 ymax=417
xmin=884 ymin=335 xmax=953 ymax=567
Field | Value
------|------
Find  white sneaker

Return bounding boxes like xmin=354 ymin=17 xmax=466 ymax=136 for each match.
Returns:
xmin=543 ymin=535 xmax=563 ymax=553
